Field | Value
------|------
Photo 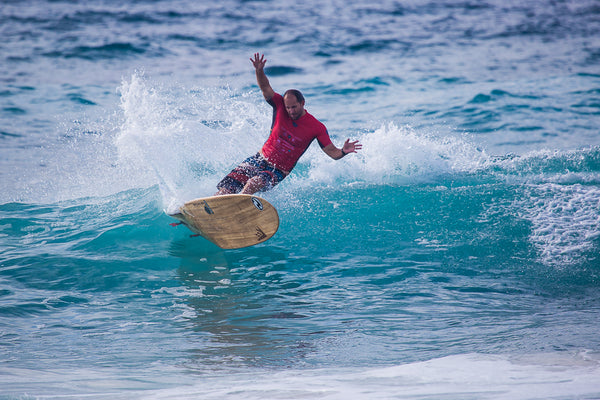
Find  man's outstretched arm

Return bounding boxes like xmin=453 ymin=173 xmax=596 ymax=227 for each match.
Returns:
xmin=250 ymin=53 xmax=275 ymax=101
xmin=323 ymin=139 xmax=362 ymax=160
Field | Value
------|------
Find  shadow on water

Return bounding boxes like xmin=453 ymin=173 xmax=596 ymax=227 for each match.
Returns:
xmin=168 ymin=237 xmax=324 ymax=368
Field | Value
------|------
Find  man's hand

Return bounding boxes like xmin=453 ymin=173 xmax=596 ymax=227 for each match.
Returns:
xmin=342 ymin=139 xmax=362 ymax=155
xmin=250 ymin=53 xmax=267 ymax=71
xmin=251 ymin=52 xmax=274 ymax=101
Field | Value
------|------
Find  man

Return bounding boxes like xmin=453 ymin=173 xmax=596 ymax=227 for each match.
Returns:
xmin=216 ymin=53 xmax=362 ymax=195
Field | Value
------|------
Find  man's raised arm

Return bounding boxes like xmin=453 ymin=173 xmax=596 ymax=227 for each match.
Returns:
xmin=250 ymin=53 xmax=275 ymax=101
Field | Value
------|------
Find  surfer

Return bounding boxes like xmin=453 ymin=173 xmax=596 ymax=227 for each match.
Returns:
xmin=215 ymin=53 xmax=362 ymax=195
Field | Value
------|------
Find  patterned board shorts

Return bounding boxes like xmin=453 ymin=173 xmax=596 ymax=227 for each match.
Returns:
xmin=216 ymin=153 xmax=287 ymax=193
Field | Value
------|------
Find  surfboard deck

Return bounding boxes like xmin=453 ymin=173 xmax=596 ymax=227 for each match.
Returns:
xmin=169 ymin=194 xmax=279 ymax=249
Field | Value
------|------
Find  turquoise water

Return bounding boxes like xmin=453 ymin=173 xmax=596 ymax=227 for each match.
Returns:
xmin=2 ymin=1 xmax=600 ymax=398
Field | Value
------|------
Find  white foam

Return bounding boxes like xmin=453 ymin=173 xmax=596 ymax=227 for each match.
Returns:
xmin=160 ymin=353 xmax=600 ymax=400
xmin=3 ymin=352 xmax=598 ymax=399
xmin=2 ymin=73 xmax=273 ymax=204
xmin=515 ymin=182 xmax=600 ymax=266
xmin=298 ymin=123 xmax=489 ymax=187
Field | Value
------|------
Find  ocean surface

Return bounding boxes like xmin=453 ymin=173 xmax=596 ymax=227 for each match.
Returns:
xmin=1 ymin=0 xmax=600 ymax=398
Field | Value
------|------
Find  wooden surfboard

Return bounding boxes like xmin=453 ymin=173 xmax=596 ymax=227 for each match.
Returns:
xmin=169 ymin=194 xmax=279 ymax=249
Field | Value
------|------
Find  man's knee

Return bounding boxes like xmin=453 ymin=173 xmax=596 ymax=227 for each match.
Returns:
xmin=241 ymin=175 xmax=268 ymax=194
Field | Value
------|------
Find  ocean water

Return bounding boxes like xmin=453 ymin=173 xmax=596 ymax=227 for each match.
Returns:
xmin=1 ymin=0 xmax=600 ymax=398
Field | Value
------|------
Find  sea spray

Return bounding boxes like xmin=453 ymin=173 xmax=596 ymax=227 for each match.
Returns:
xmin=115 ymin=72 xmax=271 ymax=211
xmin=298 ymin=122 xmax=490 ymax=187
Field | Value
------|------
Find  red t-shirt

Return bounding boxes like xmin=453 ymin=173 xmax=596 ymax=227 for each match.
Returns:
xmin=261 ymin=93 xmax=332 ymax=172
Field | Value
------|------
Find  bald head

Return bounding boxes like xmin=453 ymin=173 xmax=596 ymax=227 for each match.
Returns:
xmin=283 ymin=89 xmax=306 ymax=120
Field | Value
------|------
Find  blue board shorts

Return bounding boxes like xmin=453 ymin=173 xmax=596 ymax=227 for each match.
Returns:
xmin=217 ymin=153 xmax=287 ymax=193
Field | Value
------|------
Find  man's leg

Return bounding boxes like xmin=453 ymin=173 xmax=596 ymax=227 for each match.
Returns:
xmin=240 ymin=175 xmax=268 ymax=195
xmin=215 ymin=187 xmax=236 ymax=196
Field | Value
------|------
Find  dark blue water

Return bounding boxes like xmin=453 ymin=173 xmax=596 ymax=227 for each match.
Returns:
xmin=1 ymin=1 xmax=600 ymax=398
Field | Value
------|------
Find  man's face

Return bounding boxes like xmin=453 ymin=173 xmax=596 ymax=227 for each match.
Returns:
xmin=283 ymin=94 xmax=305 ymax=120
